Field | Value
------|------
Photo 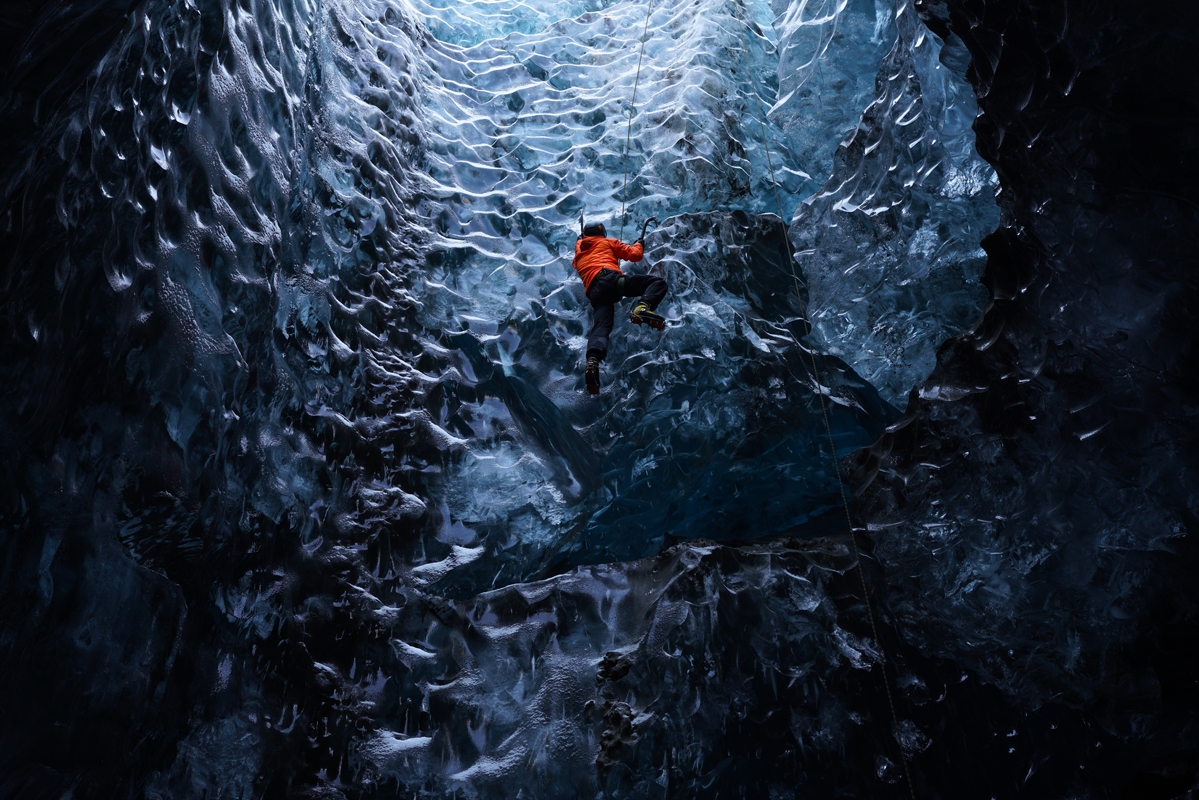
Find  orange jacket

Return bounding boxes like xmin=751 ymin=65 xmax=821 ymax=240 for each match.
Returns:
xmin=572 ymin=236 xmax=644 ymax=294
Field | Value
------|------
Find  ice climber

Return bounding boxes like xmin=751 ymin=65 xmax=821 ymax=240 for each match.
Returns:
xmin=572 ymin=221 xmax=668 ymax=395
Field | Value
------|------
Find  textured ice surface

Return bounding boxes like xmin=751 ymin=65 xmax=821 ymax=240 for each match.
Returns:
xmin=423 ymin=210 xmax=898 ymax=591
xmin=8 ymin=0 xmax=1194 ymax=796
xmin=413 ymin=0 xmax=809 ymax=246
xmin=404 ymin=0 xmax=991 ymax=589
xmin=771 ymin=0 xmax=897 ymax=184
xmin=0 ymin=0 xmax=976 ymax=792
xmin=366 ymin=0 xmax=921 ymax=593
xmin=0 ymin=0 xmax=989 ymax=792
xmin=352 ymin=539 xmax=886 ymax=797
xmin=850 ymin=0 xmax=1199 ymax=714
xmin=791 ymin=5 xmax=998 ymax=405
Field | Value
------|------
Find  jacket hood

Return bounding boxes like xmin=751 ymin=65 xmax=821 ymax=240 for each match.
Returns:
xmin=577 ymin=236 xmax=604 ymax=253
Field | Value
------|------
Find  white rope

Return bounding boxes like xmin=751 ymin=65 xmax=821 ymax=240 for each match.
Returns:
xmin=619 ymin=0 xmax=655 ymax=242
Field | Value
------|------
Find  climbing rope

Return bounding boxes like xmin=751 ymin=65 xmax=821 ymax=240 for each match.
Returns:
xmin=730 ymin=2 xmax=917 ymax=798
xmin=618 ymin=0 xmax=655 ymax=242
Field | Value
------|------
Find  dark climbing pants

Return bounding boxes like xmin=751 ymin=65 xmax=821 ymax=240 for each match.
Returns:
xmin=586 ymin=269 xmax=668 ymax=359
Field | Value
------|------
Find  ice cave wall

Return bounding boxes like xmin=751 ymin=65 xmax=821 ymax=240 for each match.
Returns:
xmin=0 ymin=0 xmax=1197 ymax=798
xmin=855 ymin=0 xmax=1199 ymax=730
xmin=398 ymin=0 xmax=999 ymax=586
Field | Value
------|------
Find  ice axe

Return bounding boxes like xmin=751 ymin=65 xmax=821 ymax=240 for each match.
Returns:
xmin=638 ymin=216 xmax=658 ymax=244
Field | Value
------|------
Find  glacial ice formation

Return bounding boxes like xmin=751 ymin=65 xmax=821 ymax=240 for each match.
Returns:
xmin=2 ymin=0 xmax=1197 ymax=796
xmin=792 ymin=6 xmax=998 ymax=405
xmin=403 ymin=0 xmax=995 ymax=585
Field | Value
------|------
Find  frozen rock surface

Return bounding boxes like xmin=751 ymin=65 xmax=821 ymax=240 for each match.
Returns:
xmin=1 ymin=0 xmax=1197 ymax=797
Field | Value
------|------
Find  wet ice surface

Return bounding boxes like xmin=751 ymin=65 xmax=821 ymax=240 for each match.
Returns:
xmin=793 ymin=9 xmax=998 ymax=405
xmin=426 ymin=210 xmax=898 ymax=591
xmin=358 ymin=538 xmax=881 ymax=797
xmin=408 ymin=0 xmax=991 ymax=587
xmin=413 ymin=0 xmax=976 ymax=780
xmin=17 ymin=0 xmax=1171 ymax=794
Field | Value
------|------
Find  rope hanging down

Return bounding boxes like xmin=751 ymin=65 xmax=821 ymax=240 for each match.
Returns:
xmin=730 ymin=3 xmax=917 ymax=798
xmin=618 ymin=0 xmax=655 ymax=242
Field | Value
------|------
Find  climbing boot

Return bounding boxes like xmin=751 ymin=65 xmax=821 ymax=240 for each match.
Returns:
xmin=630 ymin=302 xmax=666 ymax=331
xmin=585 ymin=355 xmax=601 ymax=396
